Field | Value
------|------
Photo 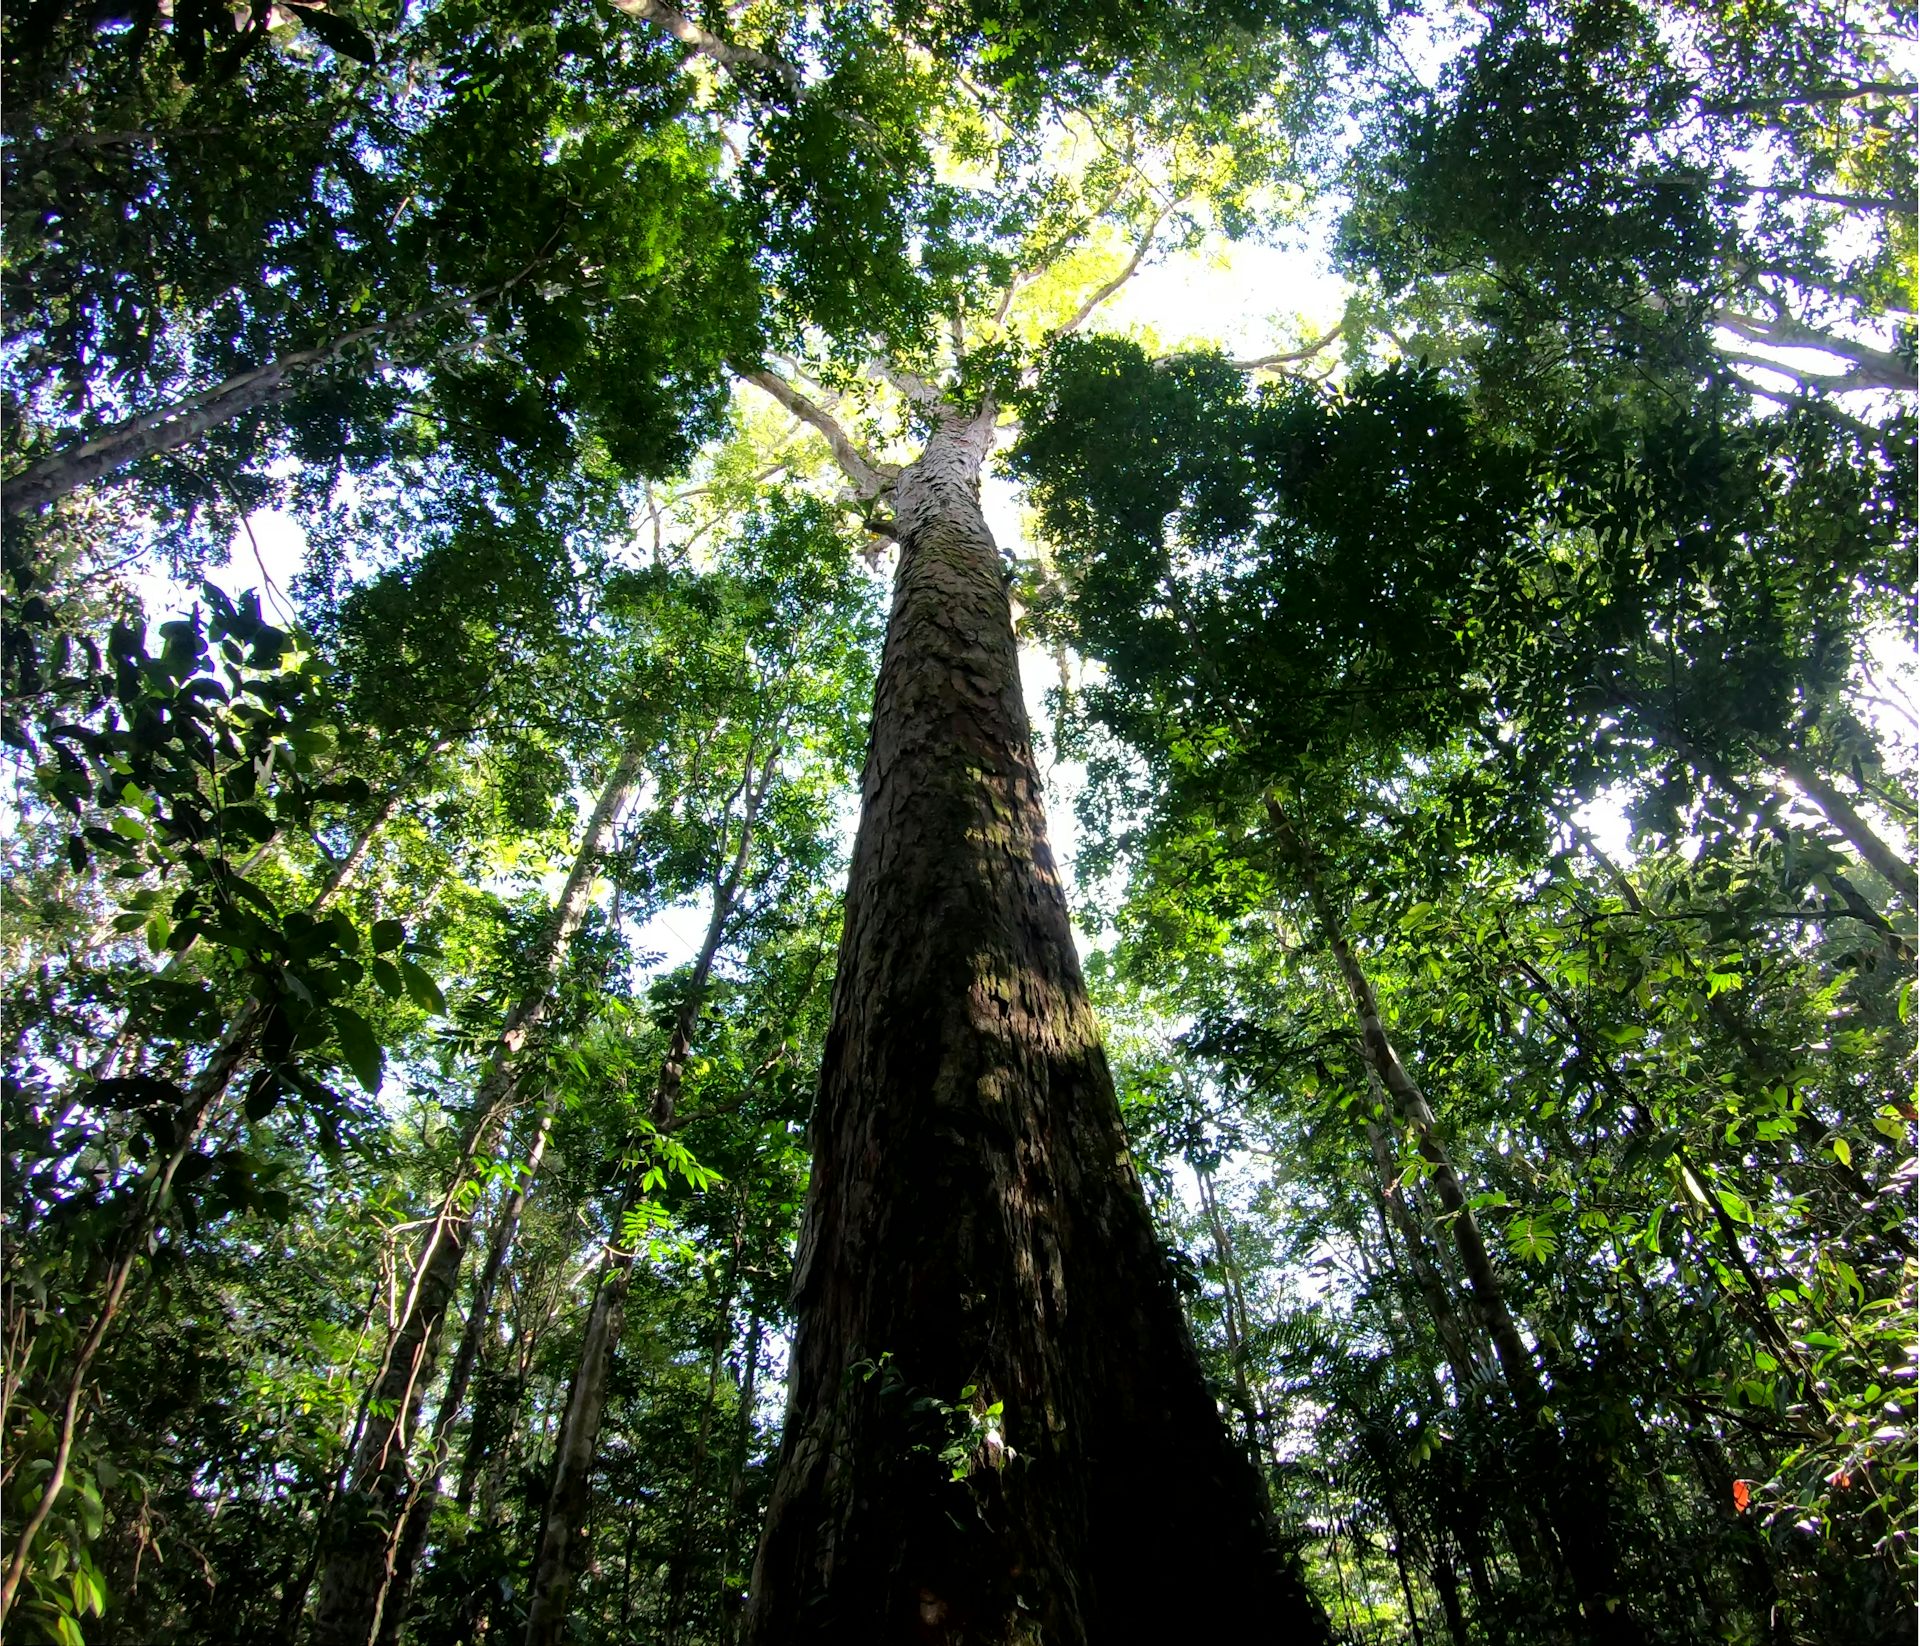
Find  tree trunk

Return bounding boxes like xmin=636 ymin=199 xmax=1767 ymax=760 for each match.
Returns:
xmin=374 ymin=1106 xmax=554 ymax=1646
xmin=718 ymin=1309 xmax=764 ymax=1632
xmin=1269 ymin=798 xmax=1643 ymax=1645
xmin=741 ymin=406 xmax=1323 ymax=1644
xmin=309 ymin=737 xmax=646 ymax=1646
xmin=663 ymin=1226 xmax=746 ymax=1643
xmin=521 ymin=752 xmax=768 ymax=1646
xmin=1364 ymin=1115 xmax=1483 ymax=1393
xmin=1195 ymin=1166 xmax=1265 ymax=1468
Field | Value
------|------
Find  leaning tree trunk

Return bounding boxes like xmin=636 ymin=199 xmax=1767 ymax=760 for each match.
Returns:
xmin=373 ymin=1105 xmax=554 ymax=1646
xmin=741 ymin=405 xmax=1323 ymax=1645
xmin=521 ymin=748 xmax=770 ymax=1646
xmin=309 ymin=736 xmax=646 ymax=1646
xmin=1270 ymin=799 xmax=1644 ymax=1646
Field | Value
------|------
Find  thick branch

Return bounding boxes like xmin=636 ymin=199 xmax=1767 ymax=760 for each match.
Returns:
xmin=605 ymin=0 xmax=804 ymax=96
xmin=1712 ymin=306 xmax=1913 ymax=391
xmin=1740 ymin=378 xmax=1905 ymax=450
xmin=1056 ymin=204 xmax=1172 ymax=338
xmin=1231 ymin=320 xmax=1348 ymax=374
xmin=872 ymin=361 xmax=945 ymax=412
xmin=736 ymin=366 xmax=896 ymax=499
xmin=1698 ymin=81 xmax=1918 ymax=115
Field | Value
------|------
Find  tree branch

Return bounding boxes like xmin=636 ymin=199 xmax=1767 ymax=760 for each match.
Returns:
xmin=1712 ymin=306 xmax=1913 ymax=390
xmin=1231 ymin=320 xmax=1348 ymax=374
xmin=1715 ymin=344 xmax=1909 ymax=397
xmin=735 ymin=366 xmax=896 ymax=499
xmin=1740 ymin=378 xmax=1905 ymax=450
xmin=605 ymin=0 xmax=805 ymax=96
xmin=1698 ymin=80 xmax=1918 ymax=116
xmin=1056 ymin=203 xmax=1174 ymax=338
xmin=872 ymin=362 xmax=944 ymax=412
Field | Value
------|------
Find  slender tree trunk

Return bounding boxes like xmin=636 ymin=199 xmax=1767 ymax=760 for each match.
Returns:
xmin=309 ymin=738 xmax=646 ymax=1646
xmin=663 ymin=1225 xmax=746 ymax=1643
xmin=521 ymin=752 xmax=768 ymax=1646
xmin=741 ymin=406 xmax=1323 ymax=1644
xmin=1195 ymin=1166 xmax=1264 ymax=1468
xmin=1364 ymin=1115 xmax=1482 ymax=1393
xmin=0 ymin=784 xmax=408 ymax=1627
xmin=718 ymin=1309 xmax=763 ymax=1633
xmin=374 ymin=1106 xmax=554 ymax=1646
xmin=1269 ymin=798 xmax=1643 ymax=1645
xmin=1430 ymin=1538 xmax=1472 ymax=1646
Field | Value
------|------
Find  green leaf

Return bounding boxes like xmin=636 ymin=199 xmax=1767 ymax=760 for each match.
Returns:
xmin=370 ymin=956 xmax=405 ymax=999
xmin=371 ymin=918 xmax=405 ymax=954
xmin=397 ymin=958 xmax=447 ymax=1015
xmin=1831 ymin=1136 xmax=1852 ymax=1168
xmin=330 ymin=1006 xmax=384 ymax=1094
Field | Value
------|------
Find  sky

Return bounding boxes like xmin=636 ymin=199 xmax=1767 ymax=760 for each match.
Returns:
xmin=134 ymin=211 xmax=1914 ymax=972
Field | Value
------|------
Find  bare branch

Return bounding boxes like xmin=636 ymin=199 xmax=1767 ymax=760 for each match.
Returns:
xmin=1056 ymin=204 xmax=1174 ymax=338
xmin=1740 ymin=377 xmax=1905 ymax=451
xmin=1230 ymin=320 xmax=1348 ymax=374
xmin=736 ymin=365 xmax=896 ymax=499
xmin=1735 ymin=181 xmax=1911 ymax=213
xmin=1711 ymin=306 xmax=1913 ymax=391
xmin=1698 ymin=80 xmax=1918 ymax=116
xmin=605 ymin=0 xmax=804 ymax=96
xmin=1714 ymin=343 xmax=1909 ymax=396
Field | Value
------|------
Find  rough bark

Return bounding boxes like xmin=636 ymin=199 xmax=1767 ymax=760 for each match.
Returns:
xmin=741 ymin=408 xmax=1322 ymax=1644
xmin=309 ymin=737 xmax=646 ymax=1646
xmin=521 ymin=751 xmax=768 ymax=1646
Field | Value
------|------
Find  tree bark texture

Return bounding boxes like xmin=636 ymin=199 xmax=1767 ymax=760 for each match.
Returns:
xmin=309 ymin=738 xmax=646 ymax=1646
xmin=742 ymin=408 xmax=1324 ymax=1645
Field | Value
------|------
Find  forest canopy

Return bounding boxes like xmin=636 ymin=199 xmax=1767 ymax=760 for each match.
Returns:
xmin=2 ymin=0 xmax=1913 ymax=1643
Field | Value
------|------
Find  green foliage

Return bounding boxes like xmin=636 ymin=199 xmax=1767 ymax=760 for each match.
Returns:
xmin=1 ymin=0 xmax=1914 ymax=1641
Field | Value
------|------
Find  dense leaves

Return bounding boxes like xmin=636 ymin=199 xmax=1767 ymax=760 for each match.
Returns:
xmin=1 ymin=0 xmax=1912 ymax=1641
